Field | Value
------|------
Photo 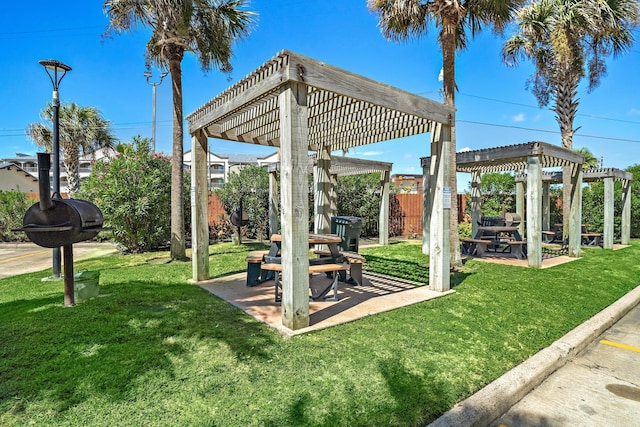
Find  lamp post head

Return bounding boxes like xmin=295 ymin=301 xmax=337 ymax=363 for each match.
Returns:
xmin=39 ymin=59 xmax=72 ymax=73
xmin=39 ymin=59 xmax=71 ymax=101
xmin=144 ymin=70 xmax=169 ymax=86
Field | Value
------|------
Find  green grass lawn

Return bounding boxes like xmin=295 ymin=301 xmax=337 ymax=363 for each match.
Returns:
xmin=1 ymin=241 xmax=639 ymax=426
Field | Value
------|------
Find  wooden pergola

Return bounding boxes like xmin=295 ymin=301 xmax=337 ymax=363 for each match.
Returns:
xmin=186 ymin=50 xmax=455 ymax=330
xmin=515 ymin=168 xmax=632 ymax=248
xmin=421 ymin=141 xmax=585 ymax=268
xmin=267 ymin=155 xmax=394 ymax=245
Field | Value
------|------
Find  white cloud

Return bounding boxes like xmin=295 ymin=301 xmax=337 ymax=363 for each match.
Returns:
xmin=630 ymin=108 xmax=640 ymax=116
xmin=512 ymin=113 xmax=525 ymax=122
xmin=403 ymin=153 xmax=412 ymax=159
xmin=354 ymin=151 xmax=383 ymax=157
xmin=402 ymin=166 xmax=418 ymax=173
xmin=458 ymin=147 xmax=471 ymax=153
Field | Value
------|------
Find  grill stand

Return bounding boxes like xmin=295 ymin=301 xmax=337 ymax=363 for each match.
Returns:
xmin=63 ymin=244 xmax=75 ymax=307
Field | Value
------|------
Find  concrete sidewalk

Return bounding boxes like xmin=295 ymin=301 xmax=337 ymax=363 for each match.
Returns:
xmin=429 ymin=285 xmax=640 ymax=427
xmin=0 ymin=241 xmax=118 ymax=279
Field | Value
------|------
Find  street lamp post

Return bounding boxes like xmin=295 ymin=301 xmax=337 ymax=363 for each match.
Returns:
xmin=39 ymin=59 xmax=71 ymax=279
xmin=144 ymin=71 xmax=168 ymax=153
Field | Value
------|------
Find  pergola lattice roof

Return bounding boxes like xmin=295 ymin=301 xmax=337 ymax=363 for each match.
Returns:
xmin=421 ymin=141 xmax=584 ymax=173
xmin=267 ymin=155 xmax=392 ymax=177
xmin=515 ymin=168 xmax=632 ymax=183
xmin=186 ymin=50 xmax=454 ymax=152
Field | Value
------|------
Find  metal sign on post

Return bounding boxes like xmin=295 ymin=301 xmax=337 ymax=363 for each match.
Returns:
xmin=443 ymin=187 xmax=451 ymax=209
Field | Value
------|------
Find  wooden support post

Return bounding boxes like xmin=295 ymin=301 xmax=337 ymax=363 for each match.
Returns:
xmin=542 ymin=181 xmax=550 ymax=232
xmin=568 ymin=165 xmax=583 ymax=258
xmin=191 ymin=130 xmax=210 ymax=282
xmin=279 ymin=81 xmax=310 ymax=330
xmin=429 ymin=123 xmax=451 ymax=292
xmin=526 ymin=156 xmax=542 ymax=268
xmin=63 ymin=244 xmax=75 ymax=307
xmin=621 ymin=179 xmax=631 ymax=245
xmin=603 ymin=177 xmax=614 ymax=249
xmin=313 ymin=146 xmax=331 ymax=235
xmin=379 ymin=169 xmax=390 ymax=245
xmin=330 ymin=174 xmax=338 ymax=219
xmin=269 ymin=170 xmax=279 ymax=236
xmin=516 ymin=180 xmax=525 ymax=239
xmin=471 ymin=171 xmax=481 ymax=238
xmin=422 ymin=160 xmax=430 ymax=255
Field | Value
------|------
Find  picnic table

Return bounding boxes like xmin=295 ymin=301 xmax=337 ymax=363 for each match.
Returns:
xmin=246 ymin=233 xmax=366 ymax=301
xmin=549 ymin=224 xmax=603 ymax=247
xmin=461 ymin=226 xmax=527 ymax=260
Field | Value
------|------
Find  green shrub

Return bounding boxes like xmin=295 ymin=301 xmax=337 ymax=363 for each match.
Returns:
xmin=0 ymin=190 xmax=31 ymax=241
xmin=336 ymin=173 xmax=383 ymax=237
xmin=215 ymin=165 xmax=270 ymax=241
xmin=77 ymin=136 xmax=189 ymax=252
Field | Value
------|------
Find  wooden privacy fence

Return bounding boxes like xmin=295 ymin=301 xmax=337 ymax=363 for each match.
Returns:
xmin=394 ymin=193 xmax=467 ymax=237
xmin=207 ymin=192 xmax=467 ymax=238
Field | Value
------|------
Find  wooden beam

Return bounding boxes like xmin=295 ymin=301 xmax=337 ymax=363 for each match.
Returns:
xmin=621 ymin=180 xmax=631 ymax=245
xmin=429 ymin=123 xmax=451 ymax=291
xmin=516 ymin=180 xmax=525 ymax=238
xmin=471 ymin=171 xmax=481 ymax=238
xmin=269 ymin=169 xmax=279 ymax=236
xmin=379 ymin=170 xmax=390 ymax=245
xmin=568 ymin=165 xmax=583 ymax=258
xmin=279 ymin=81 xmax=310 ymax=330
xmin=187 ymin=52 xmax=288 ymax=133
xmin=603 ymin=177 xmax=614 ymax=249
xmin=314 ymin=146 xmax=331 ymax=235
xmin=191 ymin=130 xmax=210 ymax=281
xmin=542 ymin=182 xmax=550 ymax=231
xmin=526 ymin=156 xmax=542 ymax=268
xmin=285 ymin=51 xmax=454 ymax=125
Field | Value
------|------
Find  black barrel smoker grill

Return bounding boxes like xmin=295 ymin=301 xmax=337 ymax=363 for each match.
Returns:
xmin=17 ymin=153 xmax=104 ymax=306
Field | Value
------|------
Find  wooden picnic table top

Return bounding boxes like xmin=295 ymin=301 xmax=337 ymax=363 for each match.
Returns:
xmin=477 ymin=226 xmax=519 ymax=233
xmin=270 ymin=233 xmax=342 ymax=244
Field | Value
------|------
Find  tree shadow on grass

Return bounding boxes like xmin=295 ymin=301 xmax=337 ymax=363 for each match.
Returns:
xmin=258 ymin=356 xmax=453 ymax=427
xmin=0 ymin=278 xmax=278 ymax=416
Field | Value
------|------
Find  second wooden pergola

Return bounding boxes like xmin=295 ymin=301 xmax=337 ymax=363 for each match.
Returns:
xmin=422 ymin=141 xmax=585 ymax=267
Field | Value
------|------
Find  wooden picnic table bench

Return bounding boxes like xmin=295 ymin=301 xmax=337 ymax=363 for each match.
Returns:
xmin=260 ymin=262 xmax=350 ymax=302
xmin=313 ymin=249 xmax=366 ymax=286
xmin=461 ymin=237 xmax=527 ymax=259
xmin=581 ymin=232 xmax=603 ymax=247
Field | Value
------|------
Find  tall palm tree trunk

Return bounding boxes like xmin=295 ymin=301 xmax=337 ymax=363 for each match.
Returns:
xmin=441 ymin=21 xmax=462 ymax=268
xmin=554 ymin=76 xmax=579 ymax=239
xmin=170 ymin=57 xmax=187 ymax=260
xmin=63 ymin=145 xmax=81 ymax=197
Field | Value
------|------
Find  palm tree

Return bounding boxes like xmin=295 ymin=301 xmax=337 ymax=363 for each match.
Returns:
xmin=103 ymin=0 xmax=256 ymax=260
xmin=369 ymin=0 xmax=526 ymax=268
xmin=503 ymin=0 xmax=638 ymax=233
xmin=28 ymin=102 xmax=116 ymax=196
xmin=576 ymin=147 xmax=599 ymax=169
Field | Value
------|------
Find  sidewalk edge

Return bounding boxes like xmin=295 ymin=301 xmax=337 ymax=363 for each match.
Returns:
xmin=428 ymin=285 xmax=640 ymax=427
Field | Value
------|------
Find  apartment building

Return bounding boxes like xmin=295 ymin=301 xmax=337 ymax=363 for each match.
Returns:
xmin=183 ymin=150 xmax=278 ymax=190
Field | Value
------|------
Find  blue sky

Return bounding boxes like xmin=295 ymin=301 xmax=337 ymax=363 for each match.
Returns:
xmin=1 ymin=1 xmax=639 ymax=191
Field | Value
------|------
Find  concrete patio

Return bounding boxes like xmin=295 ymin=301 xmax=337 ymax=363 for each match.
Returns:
xmin=199 ymin=271 xmax=454 ymax=336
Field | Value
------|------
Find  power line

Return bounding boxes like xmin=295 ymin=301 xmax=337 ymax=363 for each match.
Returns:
xmin=457 ymin=92 xmax=640 ymax=126
xmin=457 ymin=119 xmax=640 ymax=144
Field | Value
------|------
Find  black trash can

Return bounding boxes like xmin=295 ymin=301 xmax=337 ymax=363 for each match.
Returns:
xmin=330 ymin=216 xmax=363 ymax=252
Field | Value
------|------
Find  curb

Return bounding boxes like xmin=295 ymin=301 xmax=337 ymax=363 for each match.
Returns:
xmin=428 ymin=284 xmax=640 ymax=427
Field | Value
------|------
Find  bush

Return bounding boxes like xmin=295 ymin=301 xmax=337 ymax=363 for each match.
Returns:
xmin=215 ymin=165 xmax=270 ymax=241
xmin=77 ymin=136 xmax=189 ymax=253
xmin=0 ymin=191 xmax=31 ymax=242
xmin=336 ymin=173 xmax=382 ymax=237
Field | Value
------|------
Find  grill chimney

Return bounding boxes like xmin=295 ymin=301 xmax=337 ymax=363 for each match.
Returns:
xmin=37 ymin=152 xmax=53 ymax=211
